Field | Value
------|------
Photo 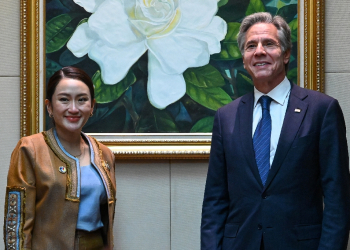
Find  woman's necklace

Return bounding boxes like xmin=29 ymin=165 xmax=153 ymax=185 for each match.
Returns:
xmin=73 ymin=146 xmax=83 ymax=158
xmin=75 ymin=143 xmax=86 ymax=159
xmin=61 ymin=138 xmax=84 ymax=158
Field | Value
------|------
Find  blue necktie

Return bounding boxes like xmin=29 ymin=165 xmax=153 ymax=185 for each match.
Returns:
xmin=253 ymin=96 xmax=272 ymax=186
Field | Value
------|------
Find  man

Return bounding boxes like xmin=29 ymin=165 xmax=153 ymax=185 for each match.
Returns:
xmin=201 ymin=12 xmax=350 ymax=250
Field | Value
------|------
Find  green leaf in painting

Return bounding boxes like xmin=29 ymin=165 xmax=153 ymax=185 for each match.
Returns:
xmin=276 ymin=4 xmax=297 ymax=23
xmin=236 ymin=72 xmax=254 ymax=96
xmin=287 ymin=67 xmax=298 ymax=84
xmin=212 ymin=22 xmax=242 ymax=60
xmin=59 ymin=48 xmax=86 ymax=66
xmin=214 ymin=43 xmax=241 ymax=60
xmin=225 ymin=22 xmax=241 ymax=42
xmin=239 ymin=73 xmax=253 ymax=85
xmin=289 ymin=18 xmax=298 ymax=43
xmin=46 ymin=58 xmax=62 ymax=80
xmin=93 ymin=70 xmax=136 ymax=104
xmin=77 ymin=18 xmax=88 ymax=26
xmin=186 ymin=83 xmax=232 ymax=111
xmin=216 ymin=0 xmax=250 ymax=23
xmin=84 ymin=105 xmax=114 ymax=128
xmin=136 ymin=108 xmax=179 ymax=133
xmin=276 ymin=0 xmax=287 ymax=10
xmin=184 ymin=64 xmax=225 ymax=88
xmin=218 ymin=0 xmax=229 ymax=7
xmin=190 ymin=116 xmax=215 ymax=133
xmin=278 ymin=0 xmax=297 ymax=3
xmin=246 ymin=0 xmax=266 ymax=16
xmin=46 ymin=14 xmax=80 ymax=53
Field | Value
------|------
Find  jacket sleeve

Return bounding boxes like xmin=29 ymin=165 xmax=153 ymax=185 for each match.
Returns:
xmin=201 ymin=109 xmax=230 ymax=250
xmin=318 ymin=99 xmax=350 ymax=250
xmin=4 ymin=138 xmax=37 ymax=250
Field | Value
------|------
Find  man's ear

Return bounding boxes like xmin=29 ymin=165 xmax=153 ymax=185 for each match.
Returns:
xmin=284 ymin=49 xmax=291 ymax=64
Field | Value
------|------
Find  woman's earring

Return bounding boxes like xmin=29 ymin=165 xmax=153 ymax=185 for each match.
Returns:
xmin=49 ymin=113 xmax=53 ymax=118
xmin=90 ymin=113 xmax=93 ymax=117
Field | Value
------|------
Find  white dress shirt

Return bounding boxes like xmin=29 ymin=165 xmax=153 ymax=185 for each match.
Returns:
xmin=252 ymin=77 xmax=291 ymax=167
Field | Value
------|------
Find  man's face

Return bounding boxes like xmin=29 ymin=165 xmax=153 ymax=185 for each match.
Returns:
xmin=242 ymin=23 xmax=290 ymax=87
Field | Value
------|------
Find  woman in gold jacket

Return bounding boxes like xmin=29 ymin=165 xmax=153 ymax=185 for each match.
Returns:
xmin=4 ymin=66 xmax=116 ymax=250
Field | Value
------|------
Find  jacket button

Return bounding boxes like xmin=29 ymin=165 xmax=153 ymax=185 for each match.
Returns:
xmin=263 ymin=195 xmax=268 ymax=199
xmin=258 ymin=224 xmax=262 ymax=230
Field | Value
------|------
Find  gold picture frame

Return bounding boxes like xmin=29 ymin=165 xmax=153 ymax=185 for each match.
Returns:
xmin=20 ymin=0 xmax=325 ymax=159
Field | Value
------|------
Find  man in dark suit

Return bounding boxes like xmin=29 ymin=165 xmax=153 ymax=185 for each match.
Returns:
xmin=201 ymin=12 xmax=350 ymax=250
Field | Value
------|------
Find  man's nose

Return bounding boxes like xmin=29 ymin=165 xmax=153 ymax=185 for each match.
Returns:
xmin=254 ymin=43 xmax=266 ymax=55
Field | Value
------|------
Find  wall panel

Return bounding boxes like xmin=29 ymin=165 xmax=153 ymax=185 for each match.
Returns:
xmin=170 ymin=160 xmax=208 ymax=250
xmin=325 ymin=0 xmax=350 ymax=73
xmin=0 ymin=0 xmax=20 ymax=76
xmin=114 ymin=160 xmax=171 ymax=250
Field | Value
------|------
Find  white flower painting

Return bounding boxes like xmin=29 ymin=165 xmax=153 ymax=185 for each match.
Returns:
xmin=45 ymin=0 xmax=297 ymax=133
xmin=67 ymin=0 xmax=227 ymax=109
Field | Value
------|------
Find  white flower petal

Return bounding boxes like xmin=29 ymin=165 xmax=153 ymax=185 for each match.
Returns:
xmin=177 ymin=16 xmax=227 ymax=54
xmin=128 ymin=1 xmax=181 ymax=39
xmin=89 ymin=41 xmax=147 ymax=84
xmin=205 ymin=16 xmax=227 ymax=41
xmin=88 ymin=0 xmax=144 ymax=46
xmin=73 ymin=0 xmax=105 ymax=13
xmin=179 ymin=0 xmax=218 ymax=29
xmin=147 ymin=34 xmax=209 ymax=75
xmin=147 ymin=53 xmax=186 ymax=109
xmin=67 ymin=23 xmax=95 ymax=57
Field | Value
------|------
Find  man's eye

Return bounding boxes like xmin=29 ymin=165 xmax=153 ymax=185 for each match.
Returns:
xmin=246 ymin=44 xmax=256 ymax=50
xmin=265 ymin=42 xmax=279 ymax=49
xmin=59 ymin=98 xmax=69 ymax=102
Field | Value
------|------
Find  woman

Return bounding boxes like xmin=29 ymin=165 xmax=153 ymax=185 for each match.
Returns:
xmin=4 ymin=66 xmax=116 ymax=249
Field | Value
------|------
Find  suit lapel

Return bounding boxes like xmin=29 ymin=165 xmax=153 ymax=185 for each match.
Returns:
xmin=264 ymin=84 xmax=309 ymax=189
xmin=238 ymin=93 xmax=263 ymax=186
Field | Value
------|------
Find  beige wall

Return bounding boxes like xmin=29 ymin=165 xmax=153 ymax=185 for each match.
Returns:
xmin=0 ymin=0 xmax=22 ymax=247
xmin=1 ymin=1 xmax=350 ymax=249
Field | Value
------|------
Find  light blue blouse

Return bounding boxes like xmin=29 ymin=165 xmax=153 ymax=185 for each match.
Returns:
xmin=76 ymin=164 xmax=107 ymax=231
xmin=53 ymin=129 xmax=108 ymax=231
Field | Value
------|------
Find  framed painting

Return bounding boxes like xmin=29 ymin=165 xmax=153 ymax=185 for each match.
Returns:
xmin=20 ymin=0 xmax=324 ymax=159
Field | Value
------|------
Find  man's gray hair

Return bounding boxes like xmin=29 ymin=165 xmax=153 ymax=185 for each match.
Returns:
xmin=237 ymin=12 xmax=292 ymax=71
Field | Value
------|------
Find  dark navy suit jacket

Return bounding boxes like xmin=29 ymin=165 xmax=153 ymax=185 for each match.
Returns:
xmin=201 ymin=83 xmax=350 ymax=250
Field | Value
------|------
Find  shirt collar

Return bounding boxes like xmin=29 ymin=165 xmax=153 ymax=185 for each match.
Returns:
xmin=253 ymin=76 xmax=291 ymax=107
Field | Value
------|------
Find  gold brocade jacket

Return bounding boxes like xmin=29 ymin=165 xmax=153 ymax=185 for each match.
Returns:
xmin=4 ymin=128 xmax=116 ymax=250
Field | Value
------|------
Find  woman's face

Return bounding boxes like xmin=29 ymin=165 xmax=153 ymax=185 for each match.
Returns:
xmin=45 ymin=78 xmax=95 ymax=135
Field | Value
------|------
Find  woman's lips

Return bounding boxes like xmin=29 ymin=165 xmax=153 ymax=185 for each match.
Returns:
xmin=66 ymin=116 xmax=81 ymax=122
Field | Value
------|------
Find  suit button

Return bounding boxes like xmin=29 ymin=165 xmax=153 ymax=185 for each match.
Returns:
xmin=263 ymin=195 xmax=268 ymax=199
xmin=258 ymin=224 xmax=262 ymax=230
